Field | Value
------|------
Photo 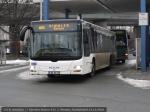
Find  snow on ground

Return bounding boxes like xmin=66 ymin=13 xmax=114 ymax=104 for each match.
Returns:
xmin=0 ymin=66 xmax=29 ymax=74
xmin=17 ymin=70 xmax=47 ymax=80
xmin=126 ymin=59 xmax=136 ymax=65
xmin=117 ymin=73 xmax=150 ymax=89
xmin=6 ymin=59 xmax=29 ymax=65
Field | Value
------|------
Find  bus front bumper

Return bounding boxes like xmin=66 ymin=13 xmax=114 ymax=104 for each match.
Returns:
xmin=30 ymin=69 xmax=84 ymax=76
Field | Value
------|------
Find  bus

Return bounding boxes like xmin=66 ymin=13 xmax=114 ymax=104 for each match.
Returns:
xmin=20 ymin=19 xmax=116 ymax=77
xmin=112 ymin=30 xmax=128 ymax=63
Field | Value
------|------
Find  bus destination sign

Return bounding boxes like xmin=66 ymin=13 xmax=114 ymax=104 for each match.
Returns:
xmin=32 ymin=22 xmax=78 ymax=32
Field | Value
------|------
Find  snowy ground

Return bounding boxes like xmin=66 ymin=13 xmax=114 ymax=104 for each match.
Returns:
xmin=5 ymin=56 xmax=150 ymax=90
xmin=6 ymin=59 xmax=29 ymax=65
xmin=117 ymin=73 xmax=150 ymax=89
xmin=17 ymin=70 xmax=47 ymax=80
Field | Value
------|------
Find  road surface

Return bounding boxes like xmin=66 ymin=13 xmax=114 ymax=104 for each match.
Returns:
xmin=0 ymin=59 xmax=150 ymax=112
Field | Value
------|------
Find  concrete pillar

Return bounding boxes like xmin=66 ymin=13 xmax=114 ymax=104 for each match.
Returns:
xmin=134 ymin=26 xmax=141 ymax=69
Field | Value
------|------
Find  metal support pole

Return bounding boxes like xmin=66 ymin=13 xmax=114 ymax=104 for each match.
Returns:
xmin=140 ymin=0 xmax=147 ymax=71
xmin=148 ymin=4 xmax=150 ymax=65
xmin=77 ymin=14 xmax=82 ymax=20
xmin=79 ymin=14 xmax=82 ymax=19
xmin=65 ymin=9 xmax=71 ymax=19
xmin=43 ymin=0 xmax=49 ymax=20
xmin=149 ymin=19 xmax=150 ymax=64
xmin=145 ymin=4 xmax=150 ymax=67
xmin=40 ymin=0 xmax=43 ymax=21
xmin=146 ymin=19 xmax=149 ymax=66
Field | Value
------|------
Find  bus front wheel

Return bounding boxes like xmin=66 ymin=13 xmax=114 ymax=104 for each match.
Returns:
xmin=108 ymin=56 xmax=113 ymax=69
xmin=89 ymin=61 xmax=96 ymax=77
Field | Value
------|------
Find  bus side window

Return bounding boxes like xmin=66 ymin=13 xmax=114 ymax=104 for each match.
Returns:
xmin=87 ymin=28 xmax=94 ymax=53
xmin=90 ymin=28 xmax=95 ymax=52
xmin=83 ymin=29 xmax=90 ymax=56
xmin=93 ymin=31 xmax=97 ymax=52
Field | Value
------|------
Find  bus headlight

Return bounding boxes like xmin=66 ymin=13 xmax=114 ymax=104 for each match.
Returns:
xmin=30 ymin=66 xmax=35 ymax=70
xmin=73 ymin=65 xmax=82 ymax=72
xmin=30 ymin=66 xmax=36 ymax=72
xmin=30 ymin=62 xmax=37 ymax=72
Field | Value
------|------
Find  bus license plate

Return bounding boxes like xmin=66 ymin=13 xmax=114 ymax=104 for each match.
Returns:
xmin=48 ymin=71 xmax=60 ymax=74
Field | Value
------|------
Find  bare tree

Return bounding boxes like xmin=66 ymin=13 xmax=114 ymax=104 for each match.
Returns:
xmin=0 ymin=0 xmax=39 ymax=57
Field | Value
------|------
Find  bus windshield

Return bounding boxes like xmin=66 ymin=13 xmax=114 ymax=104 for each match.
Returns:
xmin=30 ymin=31 xmax=82 ymax=61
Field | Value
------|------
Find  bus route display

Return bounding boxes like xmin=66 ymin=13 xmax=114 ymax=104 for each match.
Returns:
xmin=32 ymin=21 xmax=79 ymax=32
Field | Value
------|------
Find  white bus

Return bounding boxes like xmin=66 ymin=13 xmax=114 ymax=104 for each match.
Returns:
xmin=20 ymin=19 xmax=116 ymax=78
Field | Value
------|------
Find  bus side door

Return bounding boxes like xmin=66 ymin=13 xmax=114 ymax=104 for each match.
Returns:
xmin=83 ymin=28 xmax=93 ymax=73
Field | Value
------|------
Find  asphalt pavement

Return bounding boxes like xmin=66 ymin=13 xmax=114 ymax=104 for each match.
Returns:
xmin=0 ymin=58 xmax=150 ymax=112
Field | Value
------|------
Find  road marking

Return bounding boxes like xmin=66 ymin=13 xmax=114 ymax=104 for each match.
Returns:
xmin=17 ymin=70 xmax=47 ymax=80
xmin=117 ymin=73 xmax=150 ymax=89
xmin=0 ymin=66 xmax=29 ymax=74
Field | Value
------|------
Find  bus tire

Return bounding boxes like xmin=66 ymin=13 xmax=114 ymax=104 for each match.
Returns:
xmin=89 ymin=60 xmax=96 ymax=77
xmin=108 ymin=56 xmax=113 ymax=69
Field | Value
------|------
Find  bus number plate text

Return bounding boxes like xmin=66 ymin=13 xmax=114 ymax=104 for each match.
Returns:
xmin=48 ymin=71 xmax=60 ymax=74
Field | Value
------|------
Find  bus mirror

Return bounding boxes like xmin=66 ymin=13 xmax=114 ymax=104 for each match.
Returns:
xmin=20 ymin=26 xmax=28 ymax=41
xmin=20 ymin=26 xmax=34 ymax=41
